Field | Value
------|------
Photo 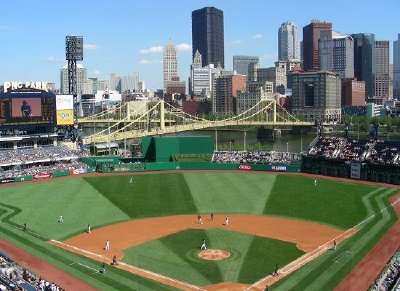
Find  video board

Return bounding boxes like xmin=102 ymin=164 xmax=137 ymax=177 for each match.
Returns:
xmin=0 ymin=82 xmax=56 ymax=132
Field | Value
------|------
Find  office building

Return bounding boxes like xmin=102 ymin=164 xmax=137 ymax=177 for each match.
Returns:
xmin=214 ymin=73 xmax=246 ymax=114
xmin=163 ymin=40 xmax=178 ymax=92
xmin=302 ymin=20 xmax=332 ymax=71
xmin=319 ymin=32 xmax=354 ymax=79
xmin=394 ymin=34 xmax=400 ymax=99
xmin=257 ymin=62 xmax=287 ymax=94
xmin=341 ymin=78 xmax=365 ymax=106
xmin=374 ymin=40 xmax=390 ymax=104
xmin=237 ymin=83 xmax=274 ymax=114
xmin=233 ymin=55 xmax=259 ymax=76
xmin=121 ymin=73 xmax=139 ymax=93
xmin=190 ymin=51 xmax=223 ymax=98
xmin=109 ymin=73 xmax=120 ymax=91
xmin=352 ymin=33 xmax=375 ymax=100
xmin=333 ymin=35 xmax=354 ymax=79
xmin=165 ymin=76 xmax=186 ymax=95
xmin=60 ymin=64 xmax=87 ymax=94
xmin=192 ymin=7 xmax=224 ymax=68
xmin=288 ymin=70 xmax=341 ymax=121
xmin=278 ymin=21 xmax=300 ymax=61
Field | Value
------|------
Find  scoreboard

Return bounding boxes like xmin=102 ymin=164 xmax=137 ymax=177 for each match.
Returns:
xmin=0 ymin=81 xmax=56 ymax=133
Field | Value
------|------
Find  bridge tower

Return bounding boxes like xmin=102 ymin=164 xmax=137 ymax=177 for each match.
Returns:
xmin=160 ymin=100 xmax=165 ymax=131
xmin=126 ymin=102 xmax=131 ymax=122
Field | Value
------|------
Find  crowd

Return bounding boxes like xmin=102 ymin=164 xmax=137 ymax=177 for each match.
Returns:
xmin=0 ymin=146 xmax=80 ymax=166
xmin=371 ymin=249 xmax=400 ymax=290
xmin=211 ymin=151 xmax=300 ymax=164
xmin=366 ymin=141 xmax=400 ymax=165
xmin=0 ymin=160 xmax=89 ymax=179
xmin=308 ymin=137 xmax=400 ymax=165
xmin=0 ymin=252 xmax=64 ymax=291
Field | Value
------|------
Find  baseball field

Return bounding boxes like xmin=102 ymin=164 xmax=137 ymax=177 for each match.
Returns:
xmin=0 ymin=171 xmax=398 ymax=290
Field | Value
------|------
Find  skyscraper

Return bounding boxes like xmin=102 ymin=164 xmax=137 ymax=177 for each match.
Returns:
xmin=332 ymin=35 xmax=354 ymax=79
xmin=302 ymin=20 xmax=332 ymax=71
xmin=60 ymin=64 xmax=87 ymax=94
xmin=192 ymin=7 xmax=224 ymax=68
xmin=352 ymin=33 xmax=375 ymax=99
xmin=374 ymin=40 xmax=390 ymax=104
xmin=393 ymin=34 xmax=400 ymax=99
xmin=278 ymin=21 xmax=299 ymax=61
xmin=233 ymin=56 xmax=259 ymax=76
xmin=319 ymin=32 xmax=354 ymax=79
xmin=163 ymin=39 xmax=178 ymax=92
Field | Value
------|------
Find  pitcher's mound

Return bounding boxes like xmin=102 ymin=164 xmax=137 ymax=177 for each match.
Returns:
xmin=198 ymin=249 xmax=230 ymax=261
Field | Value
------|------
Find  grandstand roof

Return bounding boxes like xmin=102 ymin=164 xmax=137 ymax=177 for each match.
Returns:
xmin=94 ymin=142 xmax=119 ymax=149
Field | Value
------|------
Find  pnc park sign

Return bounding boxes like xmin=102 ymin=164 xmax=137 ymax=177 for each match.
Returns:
xmin=3 ymin=81 xmax=49 ymax=93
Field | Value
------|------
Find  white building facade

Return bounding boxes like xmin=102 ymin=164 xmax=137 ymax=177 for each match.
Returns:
xmin=163 ymin=40 xmax=178 ymax=92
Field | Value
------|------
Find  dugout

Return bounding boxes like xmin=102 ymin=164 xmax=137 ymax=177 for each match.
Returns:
xmin=141 ymin=136 xmax=213 ymax=162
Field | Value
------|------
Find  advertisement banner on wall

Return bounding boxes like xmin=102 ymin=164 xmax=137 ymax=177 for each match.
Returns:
xmin=238 ymin=164 xmax=252 ymax=171
xmin=56 ymin=109 xmax=74 ymax=125
xmin=270 ymin=165 xmax=288 ymax=172
xmin=56 ymin=95 xmax=74 ymax=125
xmin=0 ymin=178 xmax=15 ymax=184
xmin=350 ymin=163 xmax=361 ymax=179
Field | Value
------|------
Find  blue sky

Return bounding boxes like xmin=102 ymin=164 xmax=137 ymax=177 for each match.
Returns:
xmin=0 ymin=0 xmax=399 ymax=90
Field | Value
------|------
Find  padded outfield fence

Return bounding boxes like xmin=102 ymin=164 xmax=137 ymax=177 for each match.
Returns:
xmin=92 ymin=160 xmax=301 ymax=173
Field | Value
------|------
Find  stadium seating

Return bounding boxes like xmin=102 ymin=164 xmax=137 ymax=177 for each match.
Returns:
xmin=211 ymin=151 xmax=300 ymax=165
xmin=0 ymin=251 xmax=63 ymax=291
xmin=0 ymin=146 xmax=88 ymax=179
xmin=308 ymin=137 xmax=400 ymax=166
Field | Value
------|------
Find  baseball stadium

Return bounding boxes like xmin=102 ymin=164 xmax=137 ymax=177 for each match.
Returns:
xmin=0 ymin=86 xmax=400 ymax=291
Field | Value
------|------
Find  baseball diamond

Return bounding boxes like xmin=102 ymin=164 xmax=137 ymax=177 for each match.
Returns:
xmin=0 ymin=170 xmax=399 ymax=291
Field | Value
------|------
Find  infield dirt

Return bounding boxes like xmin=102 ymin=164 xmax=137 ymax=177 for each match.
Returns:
xmin=53 ymin=213 xmax=354 ymax=290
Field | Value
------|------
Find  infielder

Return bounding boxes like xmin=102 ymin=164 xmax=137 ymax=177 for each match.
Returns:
xmin=225 ymin=216 xmax=229 ymax=225
xmin=104 ymin=240 xmax=110 ymax=251
xmin=200 ymin=239 xmax=207 ymax=250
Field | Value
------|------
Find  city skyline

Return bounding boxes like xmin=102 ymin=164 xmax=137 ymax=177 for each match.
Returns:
xmin=0 ymin=0 xmax=398 ymax=91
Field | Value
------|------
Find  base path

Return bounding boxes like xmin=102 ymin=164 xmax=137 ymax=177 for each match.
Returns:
xmin=0 ymin=238 xmax=96 ymax=291
xmin=52 ymin=214 xmax=353 ymax=291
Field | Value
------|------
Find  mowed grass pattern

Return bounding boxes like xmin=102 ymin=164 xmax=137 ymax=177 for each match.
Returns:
xmin=84 ymin=173 xmax=198 ymax=218
xmin=0 ymin=172 xmax=393 ymax=290
xmin=264 ymin=175 xmax=377 ymax=229
xmin=121 ymin=228 xmax=304 ymax=286
xmin=183 ymin=172 xmax=276 ymax=214
xmin=0 ymin=178 xmax=129 ymax=240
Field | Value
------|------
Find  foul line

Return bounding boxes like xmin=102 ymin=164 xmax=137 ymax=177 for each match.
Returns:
xmin=353 ymin=197 xmax=400 ymax=229
xmin=10 ymin=224 xmax=49 ymax=240
xmin=70 ymin=262 xmax=100 ymax=274
xmin=333 ymin=251 xmax=355 ymax=263
xmin=245 ymin=197 xmax=400 ymax=290
xmin=51 ymin=240 xmax=205 ymax=291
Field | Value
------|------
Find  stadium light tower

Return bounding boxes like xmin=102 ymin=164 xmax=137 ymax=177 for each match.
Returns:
xmin=65 ymin=35 xmax=83 ymax=122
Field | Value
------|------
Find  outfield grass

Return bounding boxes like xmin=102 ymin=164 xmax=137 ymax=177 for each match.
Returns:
xmin=0 ymin=172 xmax=396 ymax=290
xmin=271 ymin=187 xmax=398 ymax=290
xmin=264 ymin=175 xmax=378 ymax=229
xmin=121 ymin=228 xmax=304 ymax=286
xmin=183 ymin=172 xmax=277 ymax=214
xmin=0 ymin=178 xmax=129 ymax=240
xmin=84 ymin=173 xmax=198 ymax=218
